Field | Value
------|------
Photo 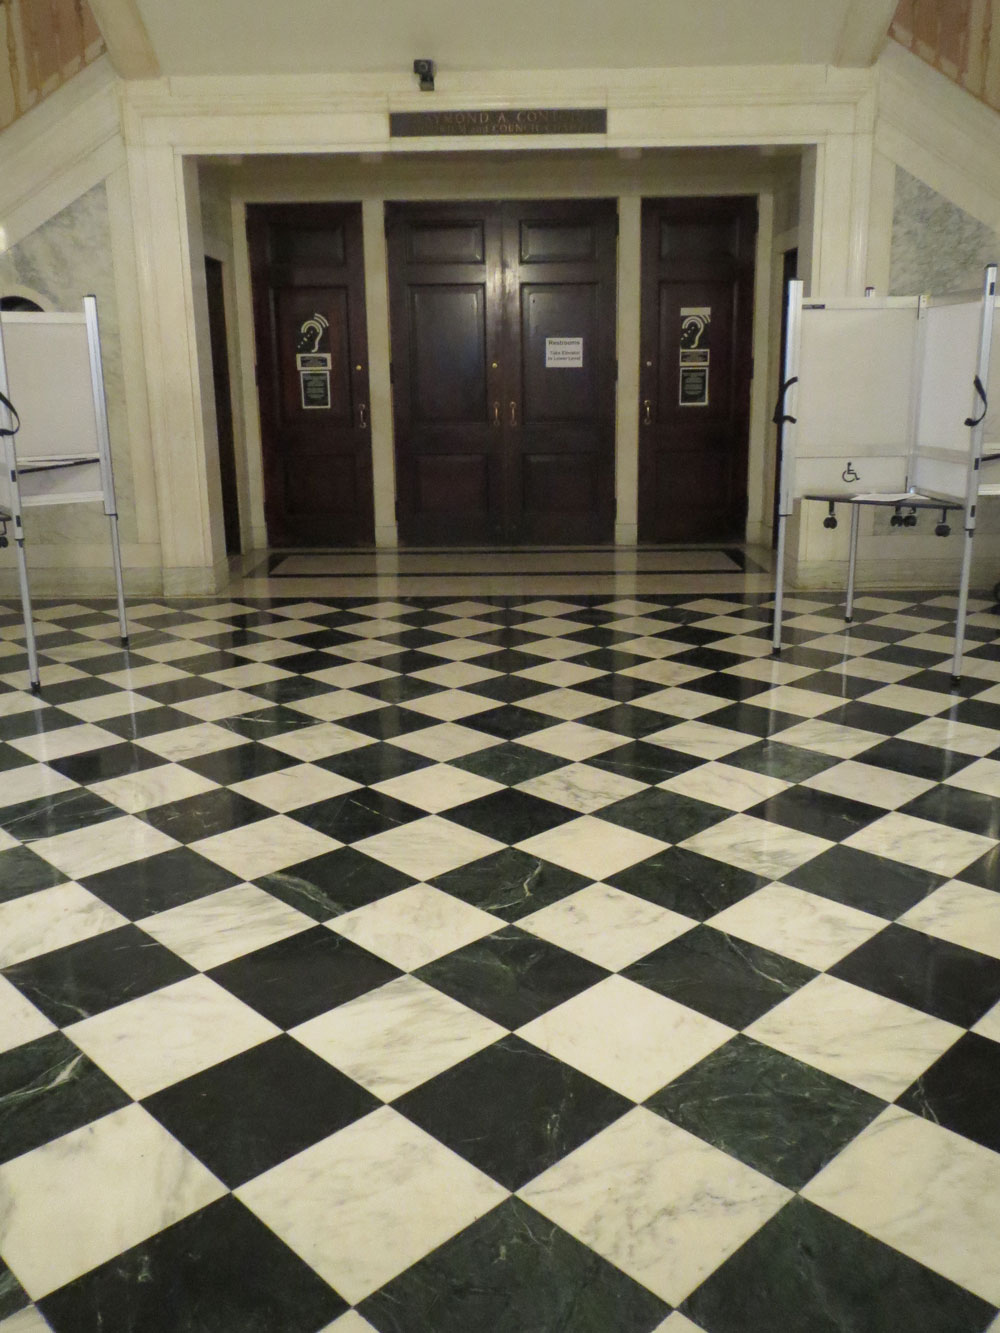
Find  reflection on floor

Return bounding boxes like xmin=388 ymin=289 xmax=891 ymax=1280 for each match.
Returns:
xmin=0 ymin=578 xmax=999 ymax=1332
xmin=234 ymin=545 xmax=773 ymax=600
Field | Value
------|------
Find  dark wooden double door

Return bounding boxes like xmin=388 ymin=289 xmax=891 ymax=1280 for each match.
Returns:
xmin=638 ymin=197 xmax=756 ymax=542
xmin=387 ymin=200 xmax=617 ymax=545
xmin=248 ymin=203 xmax=373 ymax=546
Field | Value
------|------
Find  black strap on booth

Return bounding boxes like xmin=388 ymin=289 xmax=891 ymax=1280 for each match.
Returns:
xmin=965 ymin=375 xmax=988 ymax=428
xmin=772 ymin=376 xmax=798 ymax=427
xmin=0 ymin=390 xmax=19 ymax=437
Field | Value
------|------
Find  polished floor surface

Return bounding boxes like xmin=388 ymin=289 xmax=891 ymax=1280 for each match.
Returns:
xmin=0 ymin=580 xmax=999 ymax=1331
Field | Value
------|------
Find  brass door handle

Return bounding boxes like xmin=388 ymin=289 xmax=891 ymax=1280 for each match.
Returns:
xmin=493 ymin=401 xmax=500 ymax=426
xmin=643 ymin=399 xmax=651 ymax=426
xmin=510 ymin=400 xmax=517 ymax=426
xmin=359 ymin=403 xmax=368 ymax=429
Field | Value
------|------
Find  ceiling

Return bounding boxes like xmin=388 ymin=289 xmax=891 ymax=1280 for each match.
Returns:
xmin=95 ymin=0 xmax=898 ymax=79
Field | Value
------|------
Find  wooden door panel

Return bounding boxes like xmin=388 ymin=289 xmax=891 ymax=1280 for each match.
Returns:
xmin=506 ymin=199 xmax=616 ymax=545
xmin=638 ymin=197 xmax=756 ymax=544
xmin=408 ymin=222 xmax=485 ymax=264
xmin=388 ymin=202 xmax=503 ymax=545
xmin=518 ymin=220 xmax=597 ymax=263
xmin=248 ymin=203 xmax=373 ymax=547
xmin=284 ymin=451 xmax=361 ymax=519
xmin=409 ymin=286 xmax=488 ymax=423
xmin=520 ymin=284 xmax=599 ymax=423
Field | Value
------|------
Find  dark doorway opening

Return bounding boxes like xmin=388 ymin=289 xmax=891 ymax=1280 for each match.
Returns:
xmin=205 ymin=257 xmax=241 ymax=557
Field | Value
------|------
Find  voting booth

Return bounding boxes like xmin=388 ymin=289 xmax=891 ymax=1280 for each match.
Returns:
xmin=772 ymin=266 xmax=998 ymax=680
xmin=0 ymin=297 xmax=128 ymax=691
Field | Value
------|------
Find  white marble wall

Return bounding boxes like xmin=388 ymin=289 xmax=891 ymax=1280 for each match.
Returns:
xmin=0 ymin=183 xmax=135 ymax=545
xmin=889 ymin=168 xmax=1000 ymax=297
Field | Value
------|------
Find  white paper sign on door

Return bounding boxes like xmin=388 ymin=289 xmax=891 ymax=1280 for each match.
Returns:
xmin=545 ymin=337 xmax=584 ymax=368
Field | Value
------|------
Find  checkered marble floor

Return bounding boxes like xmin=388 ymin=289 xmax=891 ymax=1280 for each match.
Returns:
xmin=1 ymin=589 xmax=1000 ymax=1332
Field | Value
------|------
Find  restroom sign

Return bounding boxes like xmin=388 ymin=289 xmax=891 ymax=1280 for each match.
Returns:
xmin=545 ymin=337 xmax=584 ymax=368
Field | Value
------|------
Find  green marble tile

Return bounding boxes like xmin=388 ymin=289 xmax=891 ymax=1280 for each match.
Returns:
xmin=682 ymin=1197 xmax=995 ymax=1333
xmin=647 ymin=1034 xmax=885 ymax=1189
xmin=0 ymin=1031 xmax=130 ymax=1165
xmin=360 ymin=1197 xmax=669 ymax=1332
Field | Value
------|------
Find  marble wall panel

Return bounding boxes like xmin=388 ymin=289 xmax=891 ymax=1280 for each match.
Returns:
xmin=0 ymin=182 xmax=137 ymax=545
xmin=889 ymin=167 xmax=1000 ymax=297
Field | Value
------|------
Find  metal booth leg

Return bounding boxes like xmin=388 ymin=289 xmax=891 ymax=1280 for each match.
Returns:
xmin=13 ymin=532 xmax=40 ymax=691
xmin=845 ymin=502 xmax=860 ymax=623
xmin=951 ymin=527 xmax=976 ymax=682
xmin=107 ymin=512 xmax=128 ymax=644
xmin=772 ymin=512 xmax=787 ymax=654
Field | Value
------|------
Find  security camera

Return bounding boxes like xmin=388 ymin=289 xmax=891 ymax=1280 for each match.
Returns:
xmin=413 ymin=58 xmax=435 ymax=91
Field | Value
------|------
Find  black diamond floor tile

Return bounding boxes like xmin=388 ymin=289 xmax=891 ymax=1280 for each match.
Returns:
xmin=608 ymin=846 xmax=768 ymax=919
xmin=431 ymin=847 xmax=588 ymax=920
xmin=140 ymin=789 xmax=275 ymax=842
xmin=292 ymin=789 xmax=425 ymax=842
xmin=896 ymin=1032 xmax=1000 ymax=1153
xmin=682 ymin=1196 xmax=996 ymax=1333
xmin=180 ymin=742 xmax=299 ymax=784
xmin=80 ymin=846 xmax=241 ymax=918
xmin=859 ymin=737 xmax=975 ymax=781
xmin=899 ymin=784 xmax=1000 ymax=839
xmin=394 ymin=1035 xmax=631 ymax=1189
xmin=587 ymin=738 xmax=703 ymax=783
xmin=318 ymin=740 xmax=432 ymax=784
xmin=47 ymin=742 xmax=165 ymax=784
xmin=208 ymin=926 xmax=402 ymax=1028
xmin=579 ymin=702 xmax=679 ymax=737
xmin=622 ymin=925 xmax=816 ymax=1028
xmin=142 ymin=1035 xmax=379 ymax=1186
xmin=415 ymin=927 xmax=608 ymax=1028
xmin=725 ymin=738 xmax=839 ymax=781
xmin=956 ymin=844 xmax=1000 ymax=890
xmin=99 ymin=705 xmax=200 ymax=742
xmin=0 ymin=1031 xmax=130 ymax=1164
xmin=749 ymin=786 xmax=884 ymax=841
xmin=647 ymin=1033 xmax=886 ymax=1189
xmin=450 ymin=741 xmax=566 ymax=785
xmin=255 ymin=845 xmax=416 ymax=919
xmin=359 ymin=1196 xmax=670 ymax=1332
xmin=445 ymin=788 xmax=577 ymax=843
xmin=38 ymin=1195 xmax=348 ymax=1333
xmin=0 ymin=789 xmax=121 ymax=841
xmin=2 ymin=924 xmax=195 ymax=1024
xmin=598 ymin=786 xmax=729 ymax=841
xmin=783 ymin=844 xmax=943 ymax=918
xmin=829 ymin=923 xmax=1000 ymax=1027
xmin=0 ymin=844 xmax=70 ymax=899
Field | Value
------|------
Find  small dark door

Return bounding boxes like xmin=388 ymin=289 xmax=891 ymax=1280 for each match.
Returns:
xmin=638 ymin=197 xmax=756 ymax=542
xmin=248 ymin=203 xmax=374 ymax=546
xmin=387 ymin=199 xmax=617 ymax=545
xmin=204 ymin=257 xmax=240 ymax=555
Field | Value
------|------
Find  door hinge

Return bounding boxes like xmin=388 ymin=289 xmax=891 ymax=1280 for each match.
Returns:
xmin=389 ymin=361 xmax=394 ymax=384
xmin=614 ymin=358 xmax=618 ymax=382
xmin=749 ymin=356 xmax=754 ymax=379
